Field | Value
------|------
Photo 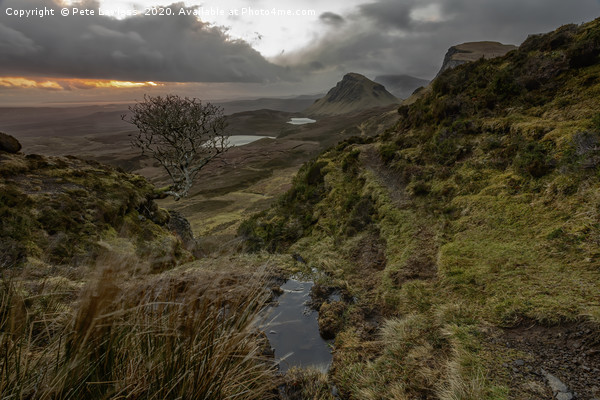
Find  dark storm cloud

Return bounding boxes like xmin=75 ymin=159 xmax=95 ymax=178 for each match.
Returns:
xmin=319 ymin=12 xmax=345 ymax=26
xmin=359 ymin=0 xmax=415 ymax=29
xmin=279 ymin=0 xmax=600 ymax=80
xmin=0 ymin=0 xmax=289 ymax=82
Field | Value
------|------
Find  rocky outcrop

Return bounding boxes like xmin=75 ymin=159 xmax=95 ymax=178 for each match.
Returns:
xmin=374 ymin=75 xmax=430 ymax=99
xmin=0 ymin=132 xmax=21 ymax=153
xmin=436 ymin=41 xmax=517 ymax=77
xmin=167 ymin=210 xmax=195 ymax=250
xmin=0 ymin=151 xmax=190 ymax=268
xmin=304 ymin=73 xmax=398 ymax=117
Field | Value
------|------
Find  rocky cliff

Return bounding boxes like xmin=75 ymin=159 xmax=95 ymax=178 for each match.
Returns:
xmin=436 ymin=41 xmax=517 ymax=77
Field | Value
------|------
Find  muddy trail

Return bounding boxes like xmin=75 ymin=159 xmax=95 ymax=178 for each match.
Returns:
xmin=487 ymin=321 xmax=600 ymax=399
xmin=359 ymin=144 xmax=439 ymax=284
xmin=359 ymin=144 xmax=600 ymax=399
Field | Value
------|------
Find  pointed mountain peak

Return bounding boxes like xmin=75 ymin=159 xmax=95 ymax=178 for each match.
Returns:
xmin=304 ymin=73 xmax=398 ymax=116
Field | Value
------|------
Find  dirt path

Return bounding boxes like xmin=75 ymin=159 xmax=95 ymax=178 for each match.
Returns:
xmin=359 ymin=144 xmax=600 ymax=399
xmin=358 ymin=144 xmax=438 ymax=284
xmin=359 ymin=144 xmax=411 ymax=209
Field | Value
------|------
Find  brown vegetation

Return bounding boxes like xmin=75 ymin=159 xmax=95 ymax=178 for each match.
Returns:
xmin=0 ymin=261 xmax=279 ymax=399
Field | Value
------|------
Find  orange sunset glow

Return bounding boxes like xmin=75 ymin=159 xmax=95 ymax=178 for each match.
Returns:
xmin=0 ymin=76 xmax=161 ymax=90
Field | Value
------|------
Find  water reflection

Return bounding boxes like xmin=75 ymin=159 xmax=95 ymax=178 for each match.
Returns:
xmin=260 ymin=278 xmax=332 ymax=373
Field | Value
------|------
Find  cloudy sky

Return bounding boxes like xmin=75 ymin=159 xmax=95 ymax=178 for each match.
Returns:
xmin=0 ymin=0 xmax=598 ymax=105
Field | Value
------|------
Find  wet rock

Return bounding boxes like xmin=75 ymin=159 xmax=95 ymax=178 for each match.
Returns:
xmin=543 ymin=370 xmax=568 ymax=392
xmin=292 ymin=253 xmax=306 ymax=264
xmin=542 ymin=369 xmax=573 ymax=400
xmin=0 ymin=132 xmax=21 ymax=153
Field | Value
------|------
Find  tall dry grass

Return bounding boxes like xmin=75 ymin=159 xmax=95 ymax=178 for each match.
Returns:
xmin=0 ymin=266 xmax=277 ymax=399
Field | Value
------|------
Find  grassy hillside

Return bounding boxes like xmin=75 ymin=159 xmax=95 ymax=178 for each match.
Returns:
xmin=0 ymin=152 xmax=288 ymax=398
xmin=0 ymin=152 xmax=189 ymax=271
xmin=240 ymin=19 xmax=600 ymax=399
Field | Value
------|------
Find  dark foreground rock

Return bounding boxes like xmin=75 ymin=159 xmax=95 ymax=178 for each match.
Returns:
xmin=167 ymin=210 xmax=195 ymax=250
xmin=0 ymin=132 xmax=21 ymax=153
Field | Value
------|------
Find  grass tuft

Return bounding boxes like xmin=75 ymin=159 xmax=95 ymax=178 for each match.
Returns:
xmin=0 ymin=264 xmax=277 ymax=399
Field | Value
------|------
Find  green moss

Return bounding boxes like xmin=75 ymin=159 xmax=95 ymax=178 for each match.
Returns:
xmin=0 ymin=153 xmax=188 ymax=268
xmin=238 ymin=158 xmax=332 ymax=251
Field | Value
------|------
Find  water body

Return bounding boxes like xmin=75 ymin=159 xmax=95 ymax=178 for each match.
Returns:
xmin=229 ymin=135 xmax=275 ymax=146
xmin=287 ymin=118 xmax=317 ymax=125
xmin=261 ymin=278 xmax=332 ymax=373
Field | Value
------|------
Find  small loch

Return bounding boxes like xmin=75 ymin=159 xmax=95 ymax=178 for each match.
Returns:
xmin=287 ymin=118 xmax=317 ymax=125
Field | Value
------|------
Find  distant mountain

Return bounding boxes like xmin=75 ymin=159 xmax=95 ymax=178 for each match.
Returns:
xmin=304 ymin=73 xmax=399 ymax=117
xmin=374 ymin=75 xmax=430 ymax=99
xmin=436 ymin=41 xmax=517 ymax=77
xmin=216 ymin=95 xmax=323 ymax=115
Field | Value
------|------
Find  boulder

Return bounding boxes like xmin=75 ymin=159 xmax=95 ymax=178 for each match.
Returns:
xmin=0 ymin=132 xmax=21 ymax=153
xmin=167 ymin=210 xmax=195 ymax=250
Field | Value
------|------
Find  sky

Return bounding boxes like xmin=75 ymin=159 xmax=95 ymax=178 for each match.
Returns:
xmin=0 ymin=0 xmax=599 ymax=105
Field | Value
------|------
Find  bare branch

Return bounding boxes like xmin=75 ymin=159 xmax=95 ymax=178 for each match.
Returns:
xmin=122 ymin=94 xmax=232 ymax=200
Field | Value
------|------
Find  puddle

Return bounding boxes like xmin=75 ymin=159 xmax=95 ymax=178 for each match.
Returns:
xmin=260 ymin=278 xmax=332 ymax=373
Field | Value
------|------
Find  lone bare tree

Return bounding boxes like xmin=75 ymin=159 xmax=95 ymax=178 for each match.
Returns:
xmin=123 ymin=94 xmax=231 ymax=200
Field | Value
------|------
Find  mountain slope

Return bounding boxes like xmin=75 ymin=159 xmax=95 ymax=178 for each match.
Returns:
xmin=374 ymin=74 xmax=430 ymax=99
xmin=240 ymin=19 xmax=600 ymax=399
xmin=216 ymin=95 xmax=322 ymax=114
xmin=304 ymin=73 xmax=399 ymax=116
